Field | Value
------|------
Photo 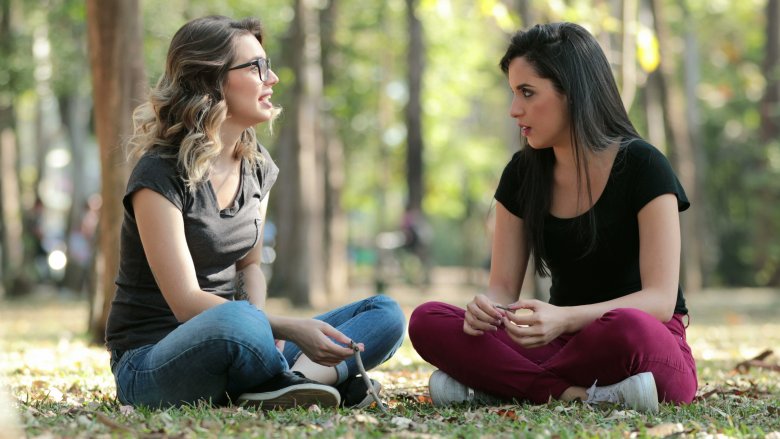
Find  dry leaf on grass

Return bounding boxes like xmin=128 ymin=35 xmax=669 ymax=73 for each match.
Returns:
xmin=733 ymin=350 xmax=780 ymax=374
xmin=644 ymin=422 xmax=685 ymax=437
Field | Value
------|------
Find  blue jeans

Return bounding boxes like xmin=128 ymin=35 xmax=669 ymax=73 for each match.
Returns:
xmin=110 ymin=295 xmax=406 ymax=407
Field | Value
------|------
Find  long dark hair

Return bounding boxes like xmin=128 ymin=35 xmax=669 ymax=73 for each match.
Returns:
xmin=499 ymin=22 xmax=641 ymax=276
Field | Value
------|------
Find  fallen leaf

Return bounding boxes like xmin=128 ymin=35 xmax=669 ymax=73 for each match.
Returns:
xmin=604 ymin=410 xmax=633 ymax=420
xmin=495 ymin=409 xmax=517 ymax=420
xmin=390 ymin=416 xmax=414 ymax=429
xmin=645 ymin=423 xmax=684 ymax=437
xmin=415 ymin=394 xmax=432 ymax=404
xmin=352 ymin=414 xmax=379 ymax=425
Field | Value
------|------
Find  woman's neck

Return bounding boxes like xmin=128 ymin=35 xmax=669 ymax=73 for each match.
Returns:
xmin=553 ymin=142 xmax=617 ymax=175
xmin=217 ymin=123 xmax=244 ymax=165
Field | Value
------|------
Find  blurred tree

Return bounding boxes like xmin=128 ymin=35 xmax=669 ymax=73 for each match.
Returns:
xmin=650 ymin=0 xmax=704 ymax=292
xmin=756 ymin=0 xmax=780 ymax=285
xmin=271 ymin=0 xmax=328 ymax=307
xmin=47 ymin=0 xmax=95 ymax=294
xmin=86 ymin=0 xmax=146 ymax=342
xmin=0 ymin=0 xmax=33 ymax=297
xmin=320 ymin=0 xmax=349 ymax=301
xmin=405 ymin=0 xmax=424 ymax=214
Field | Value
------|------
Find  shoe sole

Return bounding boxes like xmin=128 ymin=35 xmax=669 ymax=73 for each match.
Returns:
xmin=348 ymin=380 xmax=382 ymax=409
xmin=238 ymin=384 xmax=340 ymax=409
xmin=630 ymin=372 xmax=659 ymax=413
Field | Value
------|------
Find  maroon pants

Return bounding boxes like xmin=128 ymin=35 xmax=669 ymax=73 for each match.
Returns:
xmin=409 ymin=302 xmax=698 ymax=404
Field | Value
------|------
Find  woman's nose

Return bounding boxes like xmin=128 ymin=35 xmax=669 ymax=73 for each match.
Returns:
xmin=265 ymin=69 xmax=280 ymax=86
xmin=509 ymin=99 xmax=523 ymax=118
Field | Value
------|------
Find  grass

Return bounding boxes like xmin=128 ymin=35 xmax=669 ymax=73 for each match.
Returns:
xmin=1 ymin=288 xmax=780 ymax=438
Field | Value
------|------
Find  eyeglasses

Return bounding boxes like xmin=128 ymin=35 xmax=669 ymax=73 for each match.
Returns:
xmin=228 ymin=58 xmax=272 ymax=83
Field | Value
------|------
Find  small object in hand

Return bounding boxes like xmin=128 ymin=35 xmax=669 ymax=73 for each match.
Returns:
xmin=349 ymin=340 xmax=389 ymax=413
xmin=494 ymin=304 xmax=513 ymax=311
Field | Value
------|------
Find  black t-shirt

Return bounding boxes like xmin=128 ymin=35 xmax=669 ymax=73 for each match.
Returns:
xmin=494 ymin=139 xmax=690 ymax=314
xmin=105 ymin=145 xmax=279 ymax=351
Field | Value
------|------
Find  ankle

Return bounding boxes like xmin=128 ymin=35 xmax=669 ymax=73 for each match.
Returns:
xmin=560 ymin=386 xmax=588 ymax=402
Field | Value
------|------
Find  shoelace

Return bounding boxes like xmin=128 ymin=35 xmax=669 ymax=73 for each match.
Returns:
xmin=349 ymin=340 xmax=389 ymax=413
xmin=586 ymin=380 xmax=620 ymax=403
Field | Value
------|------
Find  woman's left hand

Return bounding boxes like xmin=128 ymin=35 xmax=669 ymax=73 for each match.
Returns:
xmin=502 ymin=299 xmax=570 ymax=348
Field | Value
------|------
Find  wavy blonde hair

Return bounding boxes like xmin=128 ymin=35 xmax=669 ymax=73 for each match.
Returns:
xmin=129 ymin=15 xmax=280 ymax=192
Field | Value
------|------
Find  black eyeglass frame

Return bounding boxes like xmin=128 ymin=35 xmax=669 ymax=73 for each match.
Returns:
xmin=228 ymin=58 xmax=272 ymax=83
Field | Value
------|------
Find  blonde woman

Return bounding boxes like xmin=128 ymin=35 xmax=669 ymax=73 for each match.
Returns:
xmin=105 ymin=15 xmax=405 ymax=409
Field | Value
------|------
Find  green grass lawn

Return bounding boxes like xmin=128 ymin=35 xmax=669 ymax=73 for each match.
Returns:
xmin=1 ymin=289 xmax=779 ymax=438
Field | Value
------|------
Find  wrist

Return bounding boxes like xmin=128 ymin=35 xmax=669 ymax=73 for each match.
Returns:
xmin=268 ymin=315 xmax=297 ymax=341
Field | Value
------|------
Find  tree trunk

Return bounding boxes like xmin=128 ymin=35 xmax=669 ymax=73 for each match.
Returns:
xmin=620 ymin=0 xmax=639 ymax=111
xmin=0 ymin=124 xmax=23 ymax=297
xmin=320 ymin=0 xmax=348 ymax=302
xmin=60 ymin=93 xmax=94 ymax=294
xmin=756 ymin=0 xmax=780 ymax=285
xmin=270 ymin=0 xmax=327 ymax=308
xmin=0 ymin=0 xmax=25 ymax=298
xmin=650 ymin=0 xmax=703 ymax=292
xmin=403 ymin=0 xmax=432 ymax=284
xmin=405 ymin=0 xmax=424 ymax=214
xmin=86 ymin=0 xmax=146 ymax=343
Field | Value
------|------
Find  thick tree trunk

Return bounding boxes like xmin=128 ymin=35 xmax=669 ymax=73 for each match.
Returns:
xmin=0 ymin=0 xmax=24 ymax=298
xmin=86 ymin=0 xmax=145 ymax=343
xmin=271 ymin=0 xmax=327 ymax=308
xmin=757 ymin=0 xmax=780 ymax=285
xmin=320 ymin=0 xmax=348 ymax=302
xmin=650 ymin=0 xmax=703 ymax=292
xmin=0 ymin=124 xmax=23 ymax=297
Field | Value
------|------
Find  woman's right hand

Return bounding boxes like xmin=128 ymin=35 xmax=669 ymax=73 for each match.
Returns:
xmin=285 ymin=318 xmax=362 ymax=366
xmin=463 ymin=293 xmax=506 ymax=336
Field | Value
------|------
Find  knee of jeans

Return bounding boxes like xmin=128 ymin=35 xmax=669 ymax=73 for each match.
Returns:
xmin=371 ymin=295 xmax=406 ymax=341
xmin=599 ymin=308 xmax=660 ymax=346
xmin=202 ymin=301 xmax=273 ymax=342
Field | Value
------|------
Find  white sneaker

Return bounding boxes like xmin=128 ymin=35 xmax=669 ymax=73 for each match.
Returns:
xmin=428 ymin=370 xmax=502 ymax=407
xmin=585 ymin=372 xmax=659 ymax=413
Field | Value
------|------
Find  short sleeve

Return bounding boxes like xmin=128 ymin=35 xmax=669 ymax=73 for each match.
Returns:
xmin=494 ymin=151 xmax=525 ymax=218
xmin=122 ymin=154 xmax=186 ymax=216
xmin=629 ymin=142 xmax=690 ymax=214
xmin=256 ymin=143 xmax=279 ymax=200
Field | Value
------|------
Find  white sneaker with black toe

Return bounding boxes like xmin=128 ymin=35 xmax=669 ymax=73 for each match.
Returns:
xmin=428 ymin=370 xmax=502 ymax=407
xmin=585 ymin=372 xmax=659 ymax=413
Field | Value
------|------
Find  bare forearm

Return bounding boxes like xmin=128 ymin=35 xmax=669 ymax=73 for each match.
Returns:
xmin=236 ymin=264 xmax=267 ymax=309
xmin=266 ymin=314 xmax=298 ymax=341
xmin=564 ymin=288 xmax=677 ymax=333
xmin=169 ymin=290 xmax=228 ymax=322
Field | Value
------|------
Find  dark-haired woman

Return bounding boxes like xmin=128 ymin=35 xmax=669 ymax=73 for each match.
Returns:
xmin=105 ymin=15 xmax=405 ymax=409
xmin=409 ymin=22 xmax=696 ymax=413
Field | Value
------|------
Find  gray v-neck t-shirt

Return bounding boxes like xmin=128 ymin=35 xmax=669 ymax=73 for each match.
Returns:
xmin=105 ymin=145 xmax=278 ymax=351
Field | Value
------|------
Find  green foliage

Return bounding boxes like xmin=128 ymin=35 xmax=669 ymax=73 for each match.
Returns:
xmin=6 ymin=0 xmax=779 ymax=283
xmin=682 ymin=0 xmax=775 ymax=286
xmin=0 ymin=2 xmax=35 ymax=105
